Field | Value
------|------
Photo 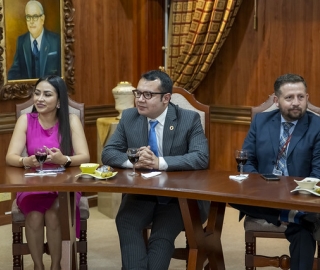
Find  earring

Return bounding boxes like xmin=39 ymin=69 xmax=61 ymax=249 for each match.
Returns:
xmin=56 ymin=104 xmax=60 ymax=109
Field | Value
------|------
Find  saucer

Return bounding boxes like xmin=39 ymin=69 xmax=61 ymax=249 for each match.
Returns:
xmin=290 ymin=185 xmax=320 ymax=196
xmin=77 ymin=171 xmax=118 ymax=180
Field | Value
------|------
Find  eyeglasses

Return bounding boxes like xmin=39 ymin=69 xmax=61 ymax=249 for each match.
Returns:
xmin=26 ymin=14 xmax=43 ymax=22
xmin=132 ymin=90 xmax=169 ymax=100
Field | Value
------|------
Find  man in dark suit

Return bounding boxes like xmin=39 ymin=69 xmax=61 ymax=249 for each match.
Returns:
xmin=231 ymin=73 xmax=320 ymax=270
xmin=8 ymin=0 xmax=60 ymax=80
xmin=102 ymin=70 xmax=209 ymax=270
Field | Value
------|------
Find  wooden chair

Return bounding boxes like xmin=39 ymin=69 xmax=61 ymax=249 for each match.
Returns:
xmin=143 ymin=86 xmax=210 ymax=269
xmin=245 ymin=93 xmax=320 ymax=270
xmin=12 ymin=96 xmax=89 ymax=270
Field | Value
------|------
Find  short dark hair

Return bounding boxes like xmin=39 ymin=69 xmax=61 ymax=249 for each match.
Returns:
xmin=33 ymin=75 xmax=72 ymax=155
xmin=141 ymin=70 xmax=173 ymax=94
xmin=274 ymin=73 xmax=307 ymax=96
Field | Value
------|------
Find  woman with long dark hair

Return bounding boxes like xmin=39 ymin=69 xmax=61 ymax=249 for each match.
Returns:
xmin=6 ymin=75 xmax=90 ymax=270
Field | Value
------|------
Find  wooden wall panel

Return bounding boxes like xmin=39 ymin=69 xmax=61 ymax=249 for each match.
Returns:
xmin=72 ymin=0 xmax=135 ymax=106
xmin=71 ymin=0 xmax=164 ymax=106
xmin=209 ymin=122 xmax=250 ymax=171
xmin=196 ymin=0 xmax=320 ymax=107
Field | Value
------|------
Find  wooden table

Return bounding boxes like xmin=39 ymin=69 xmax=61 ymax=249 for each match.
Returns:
xmin=1 ymin=166 xmax=319 ymax=270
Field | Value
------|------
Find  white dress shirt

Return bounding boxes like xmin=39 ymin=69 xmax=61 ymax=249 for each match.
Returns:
xmin=123 ymin=107 xmax=169 ymax=170
xmin=29 ymin=29 xmax=44 ymax=52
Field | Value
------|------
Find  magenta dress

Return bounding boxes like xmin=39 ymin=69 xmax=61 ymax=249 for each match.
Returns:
xmin=17 ymin=113 xmax=81 ymax=238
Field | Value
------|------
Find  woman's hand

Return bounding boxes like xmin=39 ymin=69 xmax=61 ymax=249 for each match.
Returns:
xmin=45 ymin=146 xmax=65 ymax=165
xmin=23 ymin=155 xmax=39 ymax=168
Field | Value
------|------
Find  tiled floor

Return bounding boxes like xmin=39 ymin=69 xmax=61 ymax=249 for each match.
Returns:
xmin=0 ymin=206 xmax=290 ymax=269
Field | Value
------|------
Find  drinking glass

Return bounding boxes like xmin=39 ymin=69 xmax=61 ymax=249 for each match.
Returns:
xmin=127 ymin=148 xmax=140 ymax=176
xmin=235 ymin=149 xmax=248 ymax=176
xmin=34 ymin=147 xmax=47 ymax=174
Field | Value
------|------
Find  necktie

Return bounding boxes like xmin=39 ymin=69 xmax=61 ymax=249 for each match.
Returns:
xmin=148 ymin=120 xmax=171 ymax=204
xmin=32 ymin=40 xmax=39 ymax=57
xmin=277 ymin=122 xmax=294 ymax=175
xmin=148 ymin=120 xmax=159 ymax=156
xmin=32 ymin=40 xmax=40 ymax=78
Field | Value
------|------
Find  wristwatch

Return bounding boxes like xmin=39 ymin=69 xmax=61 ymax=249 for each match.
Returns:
xmin=64 ymin=156 xmax=72 ymax=168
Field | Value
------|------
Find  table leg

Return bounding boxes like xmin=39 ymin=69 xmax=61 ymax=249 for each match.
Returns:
xmin=179 ymin=198 xmax=226 ymax=270
xmin=58 ymin=192 xmax=78 ymax=270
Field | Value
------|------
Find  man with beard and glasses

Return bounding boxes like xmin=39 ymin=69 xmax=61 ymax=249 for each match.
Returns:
xmin=230 ymin=73 xmax=320 ymax=270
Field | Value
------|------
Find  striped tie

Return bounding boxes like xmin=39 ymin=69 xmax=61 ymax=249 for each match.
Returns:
xmin=277 ymin=122 xmax=294 ymax=175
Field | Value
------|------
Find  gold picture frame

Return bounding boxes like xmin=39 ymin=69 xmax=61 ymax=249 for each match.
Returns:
xmin=0 ymin=0 xmax=75 ymax=100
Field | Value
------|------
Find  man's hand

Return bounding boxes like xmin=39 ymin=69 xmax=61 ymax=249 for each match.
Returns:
xmin=135 ymin=146 xmax=159 ymax=170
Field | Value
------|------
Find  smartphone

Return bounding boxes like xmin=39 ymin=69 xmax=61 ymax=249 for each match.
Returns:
xmin=261 ymin=174 xmax=280 ymax=181
xmin=35 ymin=167 xmax=66 ymax=173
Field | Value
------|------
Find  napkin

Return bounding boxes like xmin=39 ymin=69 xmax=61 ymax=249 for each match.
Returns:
xmin=24 ymin=172 xmax=57 ymax=176
xmin=141 ymin=172 xmax=161 ymax=178
xmin=229 ymin=174 xmax=249 ymax=182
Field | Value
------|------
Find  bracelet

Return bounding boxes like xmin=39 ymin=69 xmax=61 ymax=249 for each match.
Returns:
xmin=19 ymin=157 xmax=24 ymax=167
xmin=22 ymin=157 xmax=31 ymax=169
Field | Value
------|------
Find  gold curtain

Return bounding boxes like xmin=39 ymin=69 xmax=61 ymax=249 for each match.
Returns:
xmin=167 ymin=0 xmax=242 ymax=92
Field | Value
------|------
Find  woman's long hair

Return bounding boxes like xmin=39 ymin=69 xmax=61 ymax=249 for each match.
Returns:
xmin=33 ymin=75 xmax=72 ymax=155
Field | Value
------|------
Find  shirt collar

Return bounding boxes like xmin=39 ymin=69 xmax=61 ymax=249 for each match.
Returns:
xmin=148 ymin=107 xmax=168 ymax=126
xmin=30 ymin=29 xmax=44 ymax=46
xmin=280 ymin=115 xmax=298 ymax=126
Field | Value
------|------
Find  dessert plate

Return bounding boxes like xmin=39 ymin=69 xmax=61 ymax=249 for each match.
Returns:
xmin=290 ymin=185 xmax=320 ymax=196
xmin=76 ymin=171 xmax=118 ymax=180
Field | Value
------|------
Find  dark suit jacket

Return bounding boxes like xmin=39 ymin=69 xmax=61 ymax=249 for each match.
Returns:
xmin=243 ymin=110 xmax=320 ymax=178
xmin=8 ymin=29 xmax=61 ymax=80
xmin=102 ymin=102 xmax=209 ymax=170
xmin=102 ymin=102 xmax=210 ymax=221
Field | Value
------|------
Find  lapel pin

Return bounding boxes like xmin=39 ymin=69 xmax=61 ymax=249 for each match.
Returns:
xmin=170 ymin=126 xmax=174 ymax=130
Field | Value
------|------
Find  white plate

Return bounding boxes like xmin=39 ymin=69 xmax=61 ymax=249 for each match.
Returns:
xmin=77 ymin=171 xmax=118 ymax=180
xmin=290 ymin=185 xmax=320 ymax=196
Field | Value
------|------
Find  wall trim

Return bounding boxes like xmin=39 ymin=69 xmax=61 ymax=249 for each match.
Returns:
xmin=0 ymin=104 xmax=251 ymax=134
xmin=210 ymin=105 xmax=251 ymax=125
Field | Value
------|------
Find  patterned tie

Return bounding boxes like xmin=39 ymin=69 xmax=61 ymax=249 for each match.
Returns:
xmin=277 ymin=122 xmax=294 ymax=175
xmin=148 ymin=120 xmax=159 ymax=156
xmin=32 ymin=40 xmax=39 ymax=57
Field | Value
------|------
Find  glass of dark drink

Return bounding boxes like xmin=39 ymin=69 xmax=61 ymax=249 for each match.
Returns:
xmin=235 ymin=149 xmax=248 ymax=176
xmin=127 ymin=148 xmax=140 ymax=176
xmin=34 ymin=147 xmax=47 ymax=174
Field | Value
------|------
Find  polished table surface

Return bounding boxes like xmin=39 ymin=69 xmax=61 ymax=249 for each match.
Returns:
xmin=1 ymin=166 xmax=320 ymax=270
xmin=1 ymin=166 xmax=320 ymax=211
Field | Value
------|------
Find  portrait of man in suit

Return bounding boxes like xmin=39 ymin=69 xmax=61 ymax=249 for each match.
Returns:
xmin=7 ymin=0 xmax=61 ymax=80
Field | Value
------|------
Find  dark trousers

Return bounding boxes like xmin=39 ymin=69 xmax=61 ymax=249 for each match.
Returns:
xmin=230 ymin=204 xmax=316 ymax=270
xmin=116 ymin=194 xmax=184 ymax=270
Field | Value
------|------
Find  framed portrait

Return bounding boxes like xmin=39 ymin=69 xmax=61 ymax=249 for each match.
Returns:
xmin=0 ymin=0 xmax=75 ymax=100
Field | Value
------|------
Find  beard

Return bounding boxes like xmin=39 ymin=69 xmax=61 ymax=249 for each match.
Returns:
xmin=281 ymin=107 xmax=305 ymax=121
